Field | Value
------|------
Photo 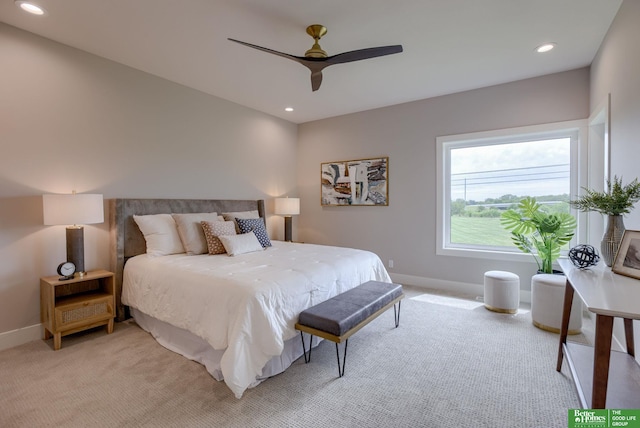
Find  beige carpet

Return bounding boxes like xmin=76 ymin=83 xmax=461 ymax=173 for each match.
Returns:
xmin=0 ymin=295 xmax=584 ymax=427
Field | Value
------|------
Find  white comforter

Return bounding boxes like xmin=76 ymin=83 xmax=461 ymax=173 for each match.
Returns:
xmin=122 ymin=241 xmax=391 ymax=398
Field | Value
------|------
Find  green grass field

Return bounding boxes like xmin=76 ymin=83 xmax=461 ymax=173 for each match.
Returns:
xmin=450 ymin=216 xmax=515 ymax=247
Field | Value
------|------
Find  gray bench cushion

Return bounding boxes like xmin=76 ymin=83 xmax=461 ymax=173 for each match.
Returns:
xmin=298 ymin=281 xmax=403 ymax=337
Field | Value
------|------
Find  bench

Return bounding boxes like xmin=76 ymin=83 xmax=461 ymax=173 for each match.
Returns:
xmin=294 ymin=280 xmax=404 ymax=377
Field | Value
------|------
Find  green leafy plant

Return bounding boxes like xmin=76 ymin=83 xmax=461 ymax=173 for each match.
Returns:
xmin=500 ymin=197 xmax=577 ymax=273
xmin=570 ymin=176 xmax=640 ymax=216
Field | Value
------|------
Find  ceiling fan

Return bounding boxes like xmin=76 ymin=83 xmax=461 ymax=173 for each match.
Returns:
xmin=228 ymin=25 xmax=403 ymax=91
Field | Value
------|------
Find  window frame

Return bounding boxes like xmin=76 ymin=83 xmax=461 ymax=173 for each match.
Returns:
xmin=436 ymin=119 xmax=589 ymax=262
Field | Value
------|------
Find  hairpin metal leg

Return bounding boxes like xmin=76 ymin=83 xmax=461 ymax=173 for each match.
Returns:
xmin=335 ymin=339 xmax=348 ymax=377
xmin=300 ymin=331 xmax=312 ymax=363
xmin=394 ymin=301 xmax=402 ymax=328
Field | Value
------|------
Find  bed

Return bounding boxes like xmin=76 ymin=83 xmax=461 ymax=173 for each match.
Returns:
xmin=109 ymin=198 xmax=391 ymax=398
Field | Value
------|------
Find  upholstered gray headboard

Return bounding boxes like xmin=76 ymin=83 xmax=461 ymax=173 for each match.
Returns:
xmin=108 ymin=198 xmax=265 ymax=320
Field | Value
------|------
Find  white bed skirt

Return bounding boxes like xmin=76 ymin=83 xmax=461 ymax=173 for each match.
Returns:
xmin=131 ymin=308 xmax=320 ymax=388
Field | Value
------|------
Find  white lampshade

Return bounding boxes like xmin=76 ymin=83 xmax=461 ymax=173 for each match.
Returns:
xmin=274 ymin=197 xmax=300 ymax=216
xmin=43 ymin=193 xmax=104 ymax=225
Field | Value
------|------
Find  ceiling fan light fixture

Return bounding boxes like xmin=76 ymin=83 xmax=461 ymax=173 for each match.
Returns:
xmin=535 ymin=43 xmax=556 ymax=53
xmin=15 ymin=1 xmax=46 ymax=15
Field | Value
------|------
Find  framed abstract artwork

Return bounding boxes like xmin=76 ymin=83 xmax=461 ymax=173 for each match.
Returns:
xmin=321 ymin=157 xmax=388 ymax=206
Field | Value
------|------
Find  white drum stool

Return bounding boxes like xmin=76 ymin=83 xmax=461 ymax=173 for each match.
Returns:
xmin=484 ymin=271 xmax=520 ymax=314
xmin=531 ymin=274 xmax=582 ymax=334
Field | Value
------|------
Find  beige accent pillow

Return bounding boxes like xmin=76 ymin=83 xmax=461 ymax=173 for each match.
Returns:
xmin=133 ymin=214 xmax=185 ymax=256
xmin=222 ymin=210 xmax=260 ymax=233
xmin=172 ymin=213 xmax=220 ymax=255
xmin=201 ymin=221 xmax=237 ymax=255
xmin=219 ymin=233 xmax=264 ymax=256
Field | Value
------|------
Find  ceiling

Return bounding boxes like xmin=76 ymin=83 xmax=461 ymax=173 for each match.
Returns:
xmin=0 ymin=0 xmax=623 ymax=124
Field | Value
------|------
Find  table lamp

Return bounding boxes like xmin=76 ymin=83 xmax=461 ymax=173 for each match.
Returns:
xmin=274 ymin=197 xmax=300 ymax=242
xmin=43 ymin=192 xmax=104 ymax=276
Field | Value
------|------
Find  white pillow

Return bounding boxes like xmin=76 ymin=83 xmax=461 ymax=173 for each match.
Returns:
xmin=133 ymin=214 xmax=185 ymax=256
xmin=222 ymin=210 xmax=260 ymax=220
xmin=218 ymin=233 xmax=264 ymax=256
xmin=222 ymin=210 xmax=260 ymax=233
xmin=172 ymin=213 xmax=220 ymax=255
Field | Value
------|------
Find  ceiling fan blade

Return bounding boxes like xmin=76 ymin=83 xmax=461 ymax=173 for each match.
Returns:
xmin=326 ymin=45 xmax=403 ymax=65
xmin=310 ymin=71 xmax=323 ymax=91
xmin=228 ymin=38 xmax=304 ymax=64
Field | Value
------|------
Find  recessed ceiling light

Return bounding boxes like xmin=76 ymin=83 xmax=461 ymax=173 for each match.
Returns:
xmin=285 ymin=107 xmax=294 ymax=112
xmin=536 ymin=43 xmax=556 ymax=53
xmin=15 ymin=1 xmax=46 ymax=15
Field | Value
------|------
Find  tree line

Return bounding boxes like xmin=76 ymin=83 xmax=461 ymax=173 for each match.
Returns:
xmin=451 ymin=194 xmax=571 ymax=218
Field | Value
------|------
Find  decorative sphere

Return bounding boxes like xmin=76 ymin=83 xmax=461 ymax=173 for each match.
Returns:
xmin=568 ymin=244 xmax=600 ymax=269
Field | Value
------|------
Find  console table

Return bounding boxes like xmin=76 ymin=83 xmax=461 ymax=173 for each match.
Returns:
xmin=556 ymin=259 xmax=640 ymax=409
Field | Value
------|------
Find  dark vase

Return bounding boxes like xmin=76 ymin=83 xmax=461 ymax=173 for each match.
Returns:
xmin=601 ymin=215 xmax=625 ymax=267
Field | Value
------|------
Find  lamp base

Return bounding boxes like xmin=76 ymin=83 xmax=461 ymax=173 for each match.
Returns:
xmin=284 ymin=216 xmax=293 ymax=242
xmin=66 ymin=226 xmax=85 ymax=274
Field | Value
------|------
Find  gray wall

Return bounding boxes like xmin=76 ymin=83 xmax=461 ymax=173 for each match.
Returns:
xmin=297 ymin=68 xmax=590 ymax=293
xmin=590 ymin=0 xmax=640 ymax=360
xmin=591 ymin=0 xmax=640 ymax=223
xmin=0 ymin=23 xmax=297 ymax=337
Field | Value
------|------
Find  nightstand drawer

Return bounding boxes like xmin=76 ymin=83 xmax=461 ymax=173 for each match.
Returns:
xmin=54 ymin=294 xmax=114 ymax=331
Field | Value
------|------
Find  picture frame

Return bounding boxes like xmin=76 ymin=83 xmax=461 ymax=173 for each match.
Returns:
xmin=612 ymin=230 xmax=640 ymax=279
xmin=321 ymin=157 xmax=388 ymax=206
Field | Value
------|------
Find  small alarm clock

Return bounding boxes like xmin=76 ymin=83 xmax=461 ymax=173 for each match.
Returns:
xmin=57 ymin=261 xmax=76 ymax=281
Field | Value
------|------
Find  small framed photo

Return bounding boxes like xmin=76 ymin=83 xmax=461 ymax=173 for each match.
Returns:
xmin=612 ymin=230 xmax=640 ymax=279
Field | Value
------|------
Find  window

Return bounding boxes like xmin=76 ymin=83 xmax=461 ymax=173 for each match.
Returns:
xmin=436 ymin=120 xmax=587 ymax=260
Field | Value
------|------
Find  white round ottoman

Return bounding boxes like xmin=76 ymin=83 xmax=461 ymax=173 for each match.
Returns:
xmin=484 ymin=271 xmax=520 ymax=314
xmin=531 ymin=274 xmax=582 ymax=334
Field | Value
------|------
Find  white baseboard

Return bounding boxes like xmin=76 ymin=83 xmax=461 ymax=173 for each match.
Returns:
xmin=390 ymin=272 xmax=532 ymax=304
xmin=0 ymin=324 xmax=42 ymax=351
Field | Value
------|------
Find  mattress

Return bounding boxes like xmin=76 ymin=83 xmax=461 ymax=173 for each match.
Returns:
xmin=122 ymin=241 xmax=391 ymax=397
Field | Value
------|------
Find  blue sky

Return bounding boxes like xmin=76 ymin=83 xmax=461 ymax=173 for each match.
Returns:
xmin=450 ymin=138 xmax=571 ymax=201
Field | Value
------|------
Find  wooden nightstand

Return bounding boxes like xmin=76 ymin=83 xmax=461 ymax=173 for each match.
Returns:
xmin=40 ymin=269 xmax=115 ymax=350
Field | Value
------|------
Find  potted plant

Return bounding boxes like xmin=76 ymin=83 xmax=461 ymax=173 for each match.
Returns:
xmin=570 ymin=176 xmax=640 ymax=266
xmin=500 ymin=197 xmax=577 ymax=274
